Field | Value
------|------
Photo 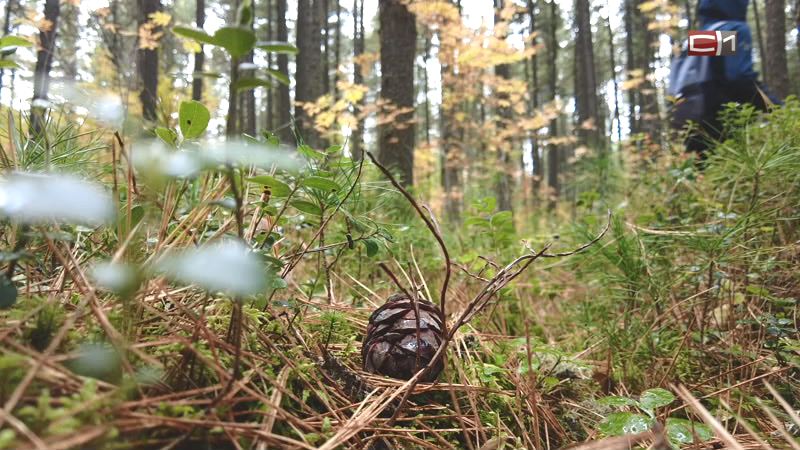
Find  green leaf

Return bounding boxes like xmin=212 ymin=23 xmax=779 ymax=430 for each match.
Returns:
xmin=291 ymin=200 xmax=322 ymax=216
xmin=213 ymin=27 xmax=256 ymax=59
xmin=598 ymin=412 xmax=653 ymax=436
xmin=666 ymin=418 xmax=713 ymax=445
xmin=237 ymin=1 xmax=253 ymax=26
xmin=0 ymin=36 xmax=32 ymax=49
xmin=0 ymin=60 xmax=19 ymax=69
xmin=173 ymin=26 xmax=216 ymax=45
xmin=639 ymin=388 xmax=675 ymax=414
xmin=298 ymin=144 xmax=325 ymax=160
xmin=326 ymin=144 xmax=343 ymax=154
xmin=302 ymin=176 xmax=341 ymax=193
xmin=179 ymin=100 xmax=210 ymax=139
xmin=247 ymin=175 xmax=291 ymax=197
xmin=266 ymin=69 xmax=290 ymax=85
xmin=0 ymin=274 xmax=17 ymax=309
xmin=597 ymin=396 xmax=638 ymax=408
xmin=362 ymin=239 xmax=379 ymax=257
xmin=233 ymin=77 xmax=272 ymax=91
xmin=257 ymin=41 xmax=298 ymax=54
xmin=155 ymin=127 xmax=178 ymax=147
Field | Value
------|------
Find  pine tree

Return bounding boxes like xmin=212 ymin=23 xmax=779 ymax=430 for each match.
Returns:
xmin=765 ymin=0 xmax=790 ymax=99
xmin=296 ymin=0 xmax=324 ymax=147
xmin=192 ymin=0 xmax=205 ymax=101
xmin=31 ymin=0 xmax=61 ymax=136
xmin=276 ymin=0 xmax=292 ymax=142
xmin=137 ymin=0 xmax=161 ymax=122
xmin=378 ymin=0 xmax=416 ymax=186
xmin=574 ymin=0 xmax=600 ymax=150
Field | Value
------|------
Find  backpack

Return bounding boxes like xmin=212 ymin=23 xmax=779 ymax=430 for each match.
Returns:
xmin=668 ymin=21 xmax=727 ymax=98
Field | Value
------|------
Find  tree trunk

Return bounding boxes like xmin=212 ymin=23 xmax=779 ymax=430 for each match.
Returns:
xmin=547 ymin=0 xmax=559 ymax=211
xmin=333 ymin=0 xmax=341 ymax=95
xmin=634 ymin=0 xmax=660 ymax=142
xmin=0 ymin=0 xmax=17 ymax=99
xmin=574 ymin=0 xmax=600 ymax=151
xmin=351 ymin=0 xmax=365 ymax=160
xmin=378 ymin=0 xmax=416 ymax=186
xmin=606 ymin=14 xmax=622 ymax=143
xmin=624 ymin=0 xmax=638 ymax=135
xmin=753 ymin=0 xmax=768 ymax=80
xmin=276 ymin=0 xmax=292 ymax=142
xmin=493 ymin=0 xmax=513 ymax=213
xmin=422 ymin=36 xmax=431 ymax=145
xmin=30 ymin=0 xmax=61 ymax=136
xmin=322 ymin=0 xmax=330 ymax=94
xmin=527 ymin=0 xmax=542 ymax=200
xmin=296 ymin=0 xmax=324 ymax=147
xmin=137 ymin=0 xmax=161 ymax=123
xmin=242 ymin=14 xmax=257 ymax=136
xmin=264 ymin=0 xmax=273 ymax=131
xmin=796 ymin=0 xmax=800 ymax=93
xmin=192 ymin=0 xmax=205 ymax=101
xmin=58 ymin=0 xmax=79 ymax=82
xmin=226 ymin=0 xmax=241 ymax=136
xmin=765 ymin=0 xmax=790 ymax=99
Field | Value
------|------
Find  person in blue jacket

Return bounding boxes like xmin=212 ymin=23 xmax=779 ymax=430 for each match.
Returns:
xmin=670 ymin=0 xmax=779 ymax=156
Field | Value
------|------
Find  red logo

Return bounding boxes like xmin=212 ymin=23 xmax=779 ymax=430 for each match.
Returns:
xmin=688 ymin=30 xmax=737 ymax=56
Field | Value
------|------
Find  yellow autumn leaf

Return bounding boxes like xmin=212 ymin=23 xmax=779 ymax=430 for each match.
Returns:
xmin=149 ymin=11 xmax=172 ymax=27
xmin=638 ymin=0 xmax=660 ymax=13
xmin=183 ymin=40 xmax=202 ymax=53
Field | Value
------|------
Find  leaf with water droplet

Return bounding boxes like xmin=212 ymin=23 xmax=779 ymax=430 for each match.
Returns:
xmin=666 ymin=418 xmax=713 ymax=445
xmin=598 ymin=412 xmax=653 ymax=436
xmin=156 ymin=240 xmax=266 ymax=297
xmin=0 ymin=173 xmax=114 ymax=225
xmin=639 ymin=388 xmax=675 ymax=415
xmin=90 ymin=261 xmax=141 ymax=298
xmin=68 ymin=343 xmax=122 ymax=382
xmin=179 ymin=100 xmax=210 ymax=139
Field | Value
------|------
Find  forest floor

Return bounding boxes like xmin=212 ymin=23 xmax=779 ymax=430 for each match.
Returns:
xmin=0 ymin=102 xmax=799 ymax=450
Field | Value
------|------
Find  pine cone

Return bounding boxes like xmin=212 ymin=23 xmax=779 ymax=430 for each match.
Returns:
xmin=362 ymin=293 xmax=445 ymax=381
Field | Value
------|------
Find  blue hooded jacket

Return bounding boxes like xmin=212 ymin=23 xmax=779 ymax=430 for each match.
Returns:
xmin=697 ymin=0 xmax=758 ymax=81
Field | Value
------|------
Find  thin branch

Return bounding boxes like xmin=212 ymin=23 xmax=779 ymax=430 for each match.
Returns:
xmin=366 ymin=152 xmax=451 ymax=331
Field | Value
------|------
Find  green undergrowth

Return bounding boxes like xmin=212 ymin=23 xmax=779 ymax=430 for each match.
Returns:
xmin=0 ymin=96 xmax=798 ymax=449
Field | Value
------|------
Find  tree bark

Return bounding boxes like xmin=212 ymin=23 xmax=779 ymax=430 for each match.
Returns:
xmin=192 ymin=0 xmax=205 ymax=101
xmin=547 ymin=0 xmax=559 ymax=211
xmin=296 ymin=0 xmax=324 ymax=147
xmin=493 ymin=0 xmax=513 ymax=212
xmin=226 ymin=0 xmax=241 ymax=136
xmin=753 ymin=0 xmax=768 ymax=80
xmin=527 ymin=0 xmax=542 ymax=199
xmin=574 ymin=0 xmax=600 ymax=150
xmin=276 ymin=0 xmax=292 ymax=142
xmin=624 ymin=0 xmax=638 ymax=134
xmin=606 ymin=14 xmax=622 ymax=143
xmin=764 ymin=0 xmax=790 ymax=99
xmin=634 ymin=0 xmax=660 ymax=142
xmin=322 ymin=0 xmax=330 ymax=94
xmin=378 ymin=0 xmax=416 ymax=186
xmin=58 ymin=0 xmax=79 ymax=82
xmin=137 ymin=0 xmax=161 ymax=123
xmin=351 ymin=0 xmax=365 ymax=160
xmin=333 ymin=0 xmax=341 ymax=94
xmin=0 ymin=0 xmax=17 ymax=98
xmin=242 ymin=13 xmax=256 ymax=136
xmin=30 ymin=0 xmax=61 ymax=136
xmin=264 ymin=0 xmax=273 ymax=131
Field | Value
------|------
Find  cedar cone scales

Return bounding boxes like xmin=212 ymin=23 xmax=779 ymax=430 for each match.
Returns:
xmin=362 ymin=293 xmax=445 ymax=381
